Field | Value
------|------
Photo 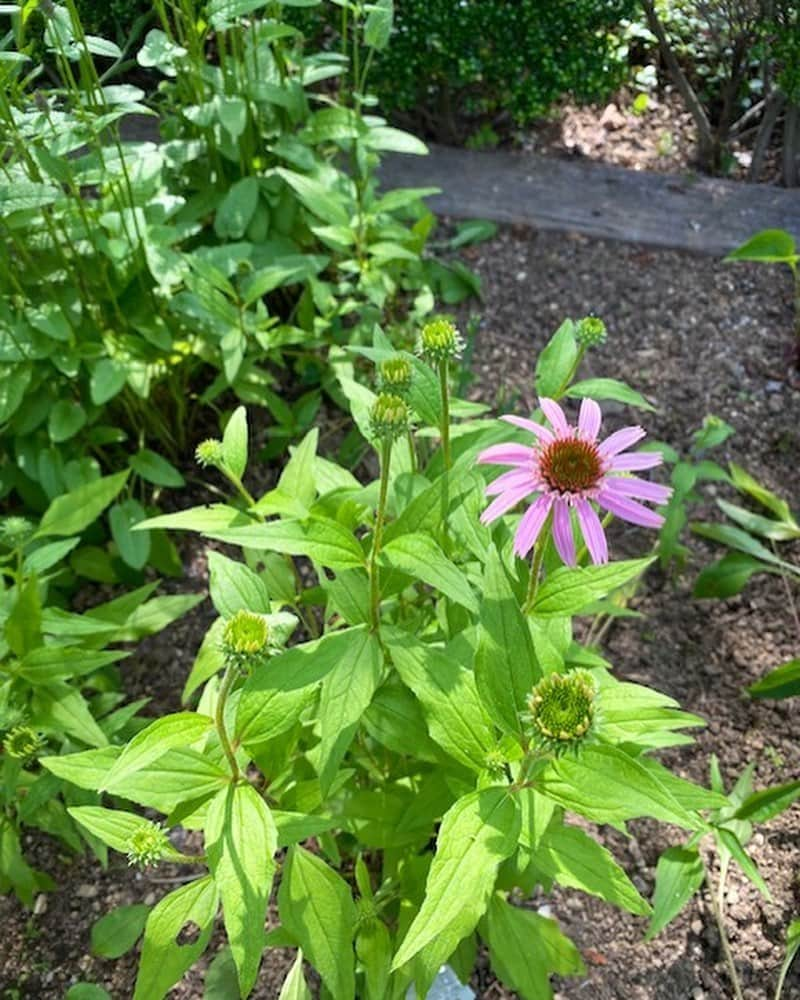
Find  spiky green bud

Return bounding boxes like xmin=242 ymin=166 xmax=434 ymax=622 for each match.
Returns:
xmin=0 ymin=517 xmax=35 ymax=549
xmin=526 ymin=671 xmax=596 ymax=753
xmin=3 ymin=725 xmax=45 ymax=762
xmin=126 ymin=822 xmax=171 ymax=869
xmin=417 ymin=318 xmax=464 ymax=363
xmin=369 ymin=393 xmax=410 ymax=441
xmin=575 ymin=316 xmax=607 ymax=348
xmin=221 ymin=609 xmax=271 ymax=670
xmin=379 ymin=356 xmax=413 ymax=397
xmin=195 ymin=438 xmax=225 ymax=469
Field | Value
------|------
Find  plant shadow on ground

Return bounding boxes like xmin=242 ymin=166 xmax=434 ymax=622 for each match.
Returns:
xmin=1 ymin=225 xmax=799 ymax=999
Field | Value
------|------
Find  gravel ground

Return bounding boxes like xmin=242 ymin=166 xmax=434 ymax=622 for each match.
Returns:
xmin=1 ymin=225 xmax=798 ymax=999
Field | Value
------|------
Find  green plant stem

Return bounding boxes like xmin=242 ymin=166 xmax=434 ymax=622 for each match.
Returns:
xmin=215 ymin=664 xmax=240 ymax=781
xmin=438 ymin=360 xmax=452 ymax=470
xmin=522 ymin=529 xmax=548 ymax=615
xmin=369 ymin=439 xmax=392 ymax=629
xmin=705 ymin=865 xmax=745 ymax=1000
xmin=556 ymin=344 xmax=587 ymax=399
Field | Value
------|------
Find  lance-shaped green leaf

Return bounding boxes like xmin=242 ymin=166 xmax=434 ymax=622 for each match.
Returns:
xmin=100 ymin=712 xmax=213 ymax=792
xmin=532 ymin=559 xmax=654 ymax=617
xmin=566 ymin=377 xmax=655 ymax=411
xmin=485 ymin=894 xmax=584 ymax=1000
xmin=538 ymin=744 xmax=703 ymax=829
xmin=475 ymin=547 xmax=539 ymax=738
xmin=32 ymin=683 xmax=108 ymax=748
xmin=206 ymin=517 xmax=365 ymax=570
xmin=36 ymin=470 xmax=130 ymax=538
xmin=714 ymin=826 xmax=771 ymax=900
xmin=535 ymin=320 xmax=578 ymax=398
xmin=136 ymin=504 xmax=253 ymax=535
xmin=222 ymin=406 xmax=248 ymax=478
xmin=208 ymin=551 xmax=270 ymax=617
xmin=646 ymin=846 xmax=705 ymax=939
xmin=278 ymin=951 xmax=312 ymax=1000
xmin=206 ymin=784 xmax=277 ymax=997
xmin=392 ymin=787 xmax=520 ymax=970
xmin=379 ymin=533 xmax=478 ymax=612
xmin=17 ymin=647 xmax=128 ymax=684
xmin=747 ymin=659 xmax=800 ymax=700
xmin=278 ymin=846 xmax=358 ymax=1000
xmin=388 ymin=631 xmax=495 ymax=772
xmin=734 ymin=779 xmax=800 ymax=823
xmin=237 ymin=627 xmax=369 ymax=748
xmin=134 ymin=877 xmax=219 ymax=1000
xmin=91 ymin=904 xmax=150 ymax=959
xmin=535 ymin=823 xmax=650 ymax=915
xmin=68 ymin=807 xmax=182 ymax=861
xmin=318 ymin=629 xmax=383 ymax=793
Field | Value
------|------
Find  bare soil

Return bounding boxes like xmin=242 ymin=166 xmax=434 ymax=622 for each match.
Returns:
xmin=2 ymin=226 xmax=799 ymax=999
xmin=522 ymin=87 xmax=782 ymax=184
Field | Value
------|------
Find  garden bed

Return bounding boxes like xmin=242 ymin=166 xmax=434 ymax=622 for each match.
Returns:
xmin=1 ymin=226 xmax=798 ymax=999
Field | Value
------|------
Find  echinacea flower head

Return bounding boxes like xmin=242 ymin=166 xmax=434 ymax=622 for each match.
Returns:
xmin=527 ymin=670 xmax=596 ymax=753
xmin=3 ymin=725 xmax=44 ymax=762
xmin=379 ymin=356 xmax=413 ymax=397
xmin=126 ymin=821 xmax=170 ymax=869
xmin=575 ymin=316 xmax=607 ymax=348
xmin=370 ymin=392 xmax=410 ymax=441
xmin=477 ymin=397 xmax=671 ymax=566
xmin=195 ymin=438 xmax=224 ymax=469
xmin=0 ymin=516 xmax=34 ymax=549
xmin=417 ymin=318 xmax=464 ymax=363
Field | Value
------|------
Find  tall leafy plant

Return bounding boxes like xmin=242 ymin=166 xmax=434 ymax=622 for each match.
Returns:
xmin=47 ymin=320 xmax=737 ymax=999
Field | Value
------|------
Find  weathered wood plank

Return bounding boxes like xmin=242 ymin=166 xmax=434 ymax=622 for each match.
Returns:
xmin=378 ymin=144 xmax=800 ymax=256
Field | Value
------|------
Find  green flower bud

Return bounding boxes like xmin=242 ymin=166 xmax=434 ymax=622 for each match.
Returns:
xmin=526 ymin=671 xmax=596 ymax=753
xmin=417 ymin=318 xmax=464 ymax=363
xmin=369 ymin=393 xmax=410 ymax=441
xmin=575 ymin=316 xmax=607 ymax=348
xmin=484 ymin=747 xmax=507 ymax=775
xmin=195 ymin=438 xmax=225 ymax=469
xmin=378 ymin=356 xmax=413 ymax=397
xmin=0 ymin=517 xmax=35 ymax=549
xmin=221 ymin=609 xmax=271 ymax=670
xmin=126 ymin=821 xmax=171 ymax=869
xmin=3 ymin=725 xmax=45 ymax=762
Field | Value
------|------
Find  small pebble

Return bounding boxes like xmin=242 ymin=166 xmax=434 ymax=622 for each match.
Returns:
xmin=690 ymin=919 xmax=703 ymax=935
xmin=76 ymin=884 xmax=98 ymax=899
xmin=33 ymin=893 xmax=48 ymax=915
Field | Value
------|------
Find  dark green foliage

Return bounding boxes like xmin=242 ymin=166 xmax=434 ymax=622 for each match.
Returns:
xmin=293 ymin=0 xmax=637 ymax=137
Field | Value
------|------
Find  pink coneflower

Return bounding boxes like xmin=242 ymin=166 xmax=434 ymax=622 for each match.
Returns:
xmin=477 ymin=397 xmax=672 ymax=566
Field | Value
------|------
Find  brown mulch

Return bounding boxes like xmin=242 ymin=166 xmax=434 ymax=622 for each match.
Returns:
xmin=2 ymin=225 xmax=799 ymax=999
xmin=523 ymin=87 xmax=782 ymax=184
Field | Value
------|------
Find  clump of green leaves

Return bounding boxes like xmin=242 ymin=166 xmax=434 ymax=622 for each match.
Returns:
xmin=0 ymin=479 xmax=202 ymax=899
xmin=45 ymin=318 xmax=740 ymax=999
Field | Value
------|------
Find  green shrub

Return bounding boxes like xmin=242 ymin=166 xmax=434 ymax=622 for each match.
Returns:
xmin=292 ymin=0 xmax=638 ymax=138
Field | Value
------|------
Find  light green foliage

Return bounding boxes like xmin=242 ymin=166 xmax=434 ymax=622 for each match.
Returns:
xmin=32 ymin=320 xmax=795 ymax=1000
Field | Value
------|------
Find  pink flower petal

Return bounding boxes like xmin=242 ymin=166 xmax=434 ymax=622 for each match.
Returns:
xmin=513 ymin=494 xmax=553 ymax=558
xmin=500 ymin=415 xmax=554 ymax=444
xmin=597 ymin=490 xmax=665 ymax=528
xmin=486 ymin=468 xmax=536 ymax=497
xmin=552 ymin=499 xmax=576 ymax=566
xmin=539 ymin=397 xmax=570 ymax=436
xmin=609 ymin=451 xmax=663 ymax=472
xmin=578 ymin=397 xmax=602 ymax=442
xmin=480 ymin=484 xmax=535 ymax=524
xmin=576 ymin=498 xmax=608 ymax=564
xmin=605 ymin=476 xmax=672 ymax=505
xmin=598 ymin=425 xmax=645 ymax=457
xmin=477 ymin=442 xmax=536 ymax=466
